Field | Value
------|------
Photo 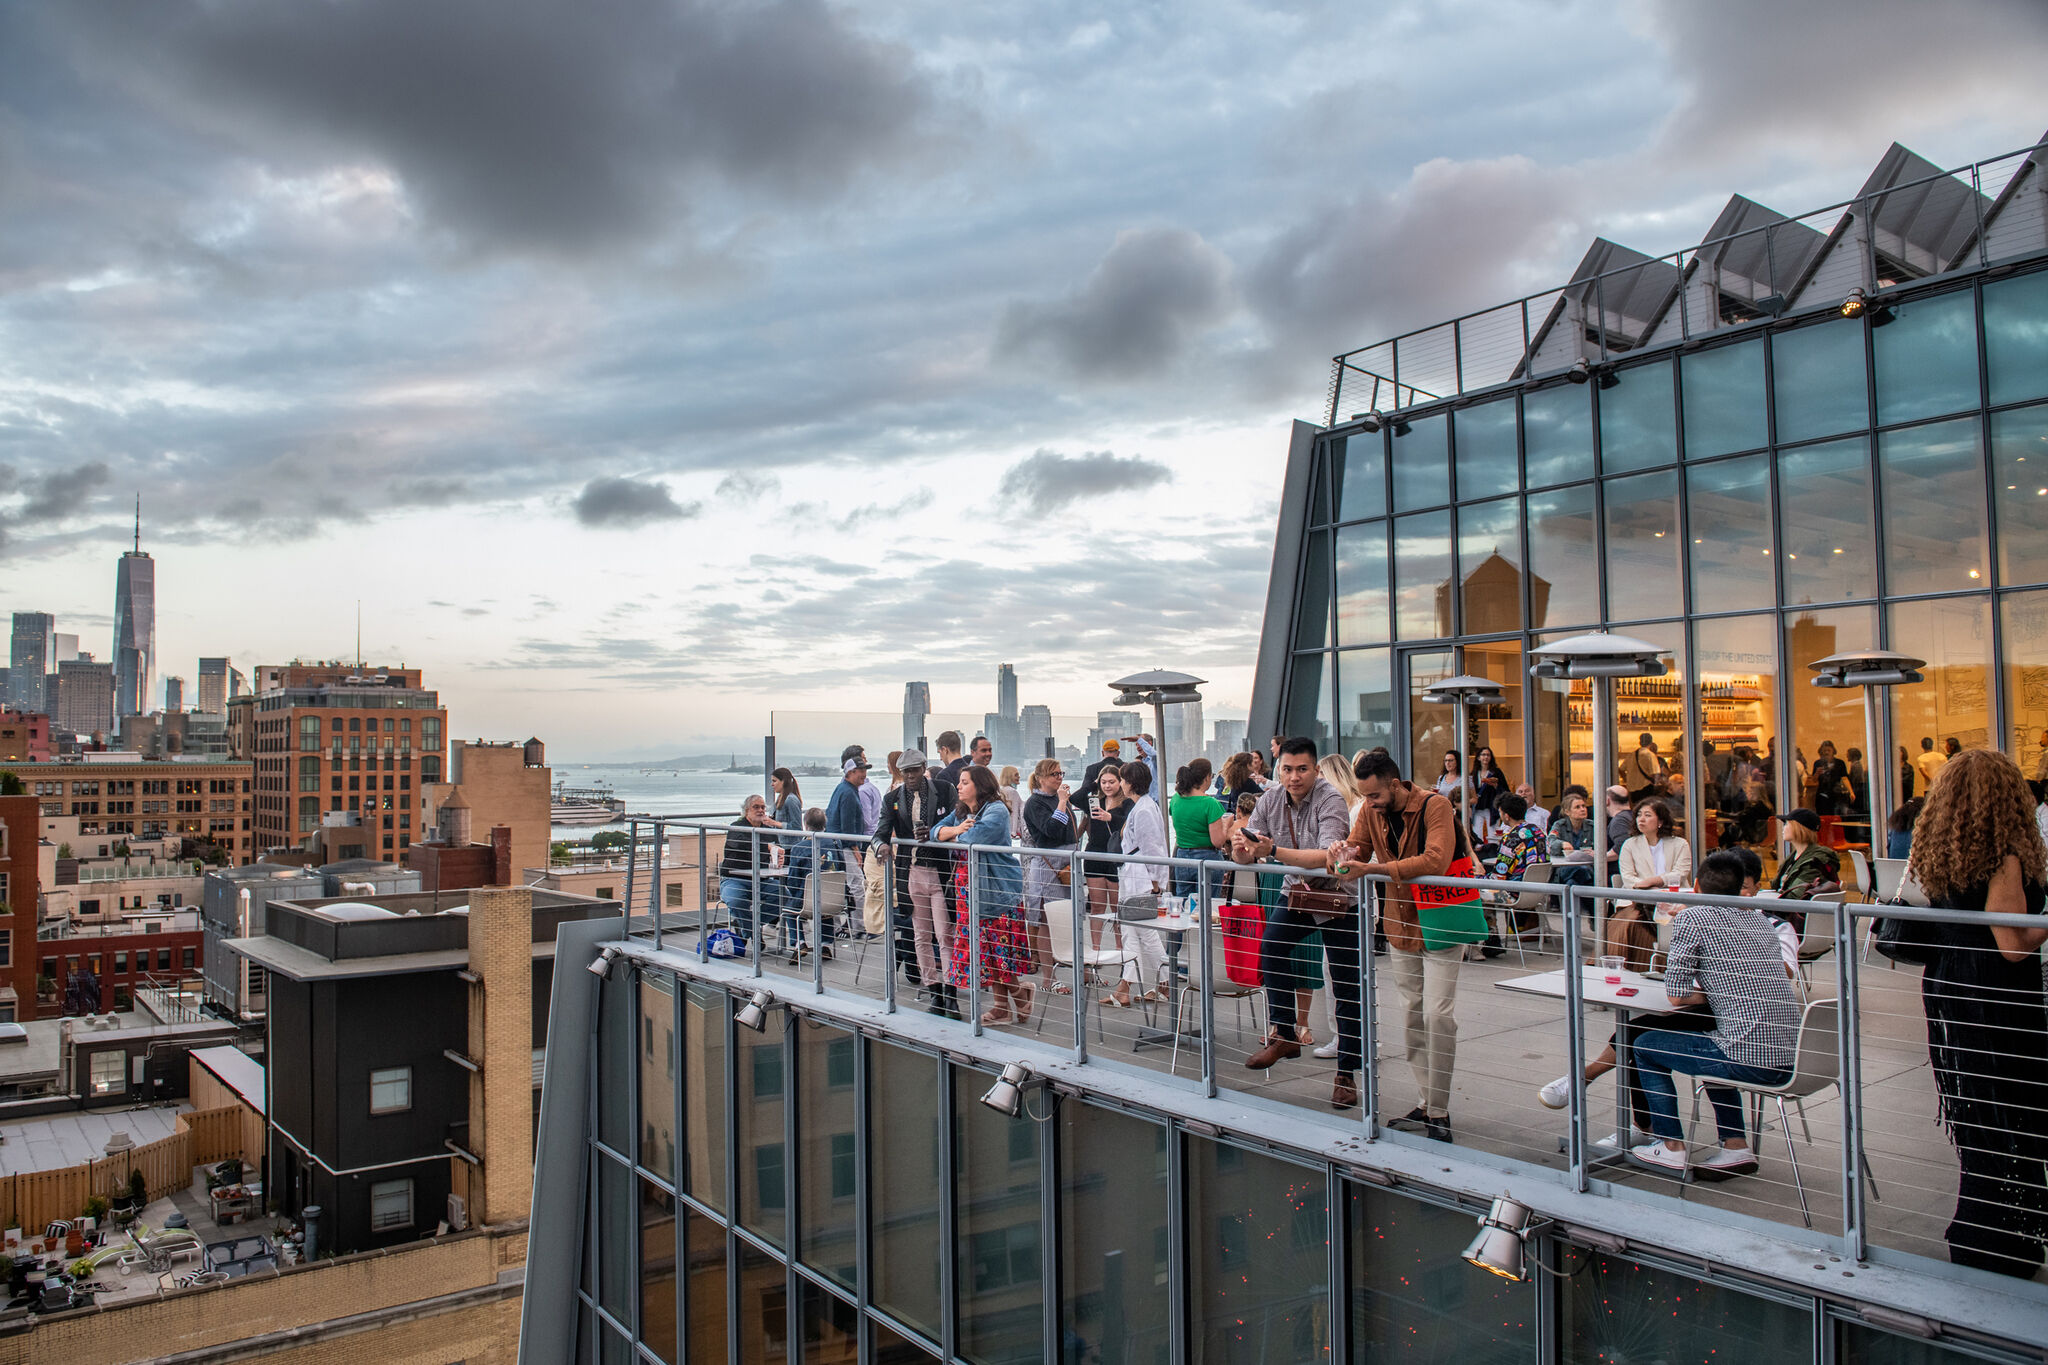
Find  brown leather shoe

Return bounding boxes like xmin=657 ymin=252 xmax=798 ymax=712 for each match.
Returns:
xmin=1331 ymin=1073 xmax=1360 ymax=1110
xmin=1244 ymin=1038 xmax=1302 ymax=1070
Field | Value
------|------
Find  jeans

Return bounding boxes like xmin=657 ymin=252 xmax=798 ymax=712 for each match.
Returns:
xmin=1630 ymin=1028 xmax=1789 ymax=1144
xmin=1171 ymin=847 xmax=1229 ymax=902
xmin=1552 ymin=863 xmax=1594 ymax=888
xmin=1262 ymin=906 xmax=1365 ymax=1071
xmin=719 ymin=877 xmax=762 ymax=940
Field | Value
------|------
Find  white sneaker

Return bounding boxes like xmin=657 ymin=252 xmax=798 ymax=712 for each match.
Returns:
xmin=1594 ymin=1126 xmax=1653 ymax=1151
xmin=1537 ymin=1076 xmax=1572 ymax=1109
xmin=1312 ymin=1040 xmax=1341 ymax=1059
xmin=1697 ymin=1145 xmax=1759 ymax=1175
xmin=1630 ymin=1139 xmax=1689 ymax=1171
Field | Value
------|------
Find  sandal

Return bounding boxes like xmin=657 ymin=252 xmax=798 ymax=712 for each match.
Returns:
xmin=980 ymin=1008 xmax=1014 ymax=1027
xmin=1101 ymin=991 xmax=1133 ymax=1009
xmin=1013 ymin=986 xmax=1034 ymax=1024
xmin=1050 ymin=980 xmax=1073 ymax=996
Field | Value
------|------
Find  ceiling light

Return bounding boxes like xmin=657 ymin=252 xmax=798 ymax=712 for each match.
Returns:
xmin=1462 ymin=1194 xmax=1535 ymax=1282
xmin=1839 ymin=289 xmax=1866 ymax=318
xmin=1969 ymin=569 xmax=1981 ymax=579
xmin=980 ymin=1061 xmax=1033 ymax=1117
xmin=735 ymin=989 xmax=774 ymax=1033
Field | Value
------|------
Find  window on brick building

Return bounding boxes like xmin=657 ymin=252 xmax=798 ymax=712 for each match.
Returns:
xmin=370 ymin=1066 xmax=412 ymax=1114
xmin=369 ymin=1179 xmax=414 ymax=1232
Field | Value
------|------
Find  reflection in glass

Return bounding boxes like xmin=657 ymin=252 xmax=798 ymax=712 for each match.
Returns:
xmin=1694 ymin=615 xmax=1782 ymax=869
xmin=797 ymin=1023 xmax=857 ymax=1290
xmin=1334 ymin=432 xmax=1388 ymax=523
xmin=1603 ymin=469 xmax=1681 ymax=623
xmin=1337 ymin=648 xmax=1395 ymax=759
xmin=1060 ymin=1104 xmax=1169 ymax=1365
xmin=737 ymin=1008 xmax=787 ymax=1247
xmin=1283 ymin=653 xmax=1333 ymax=748
xmin=1392 ymin=413 xmax=1450 ymax=512
xmin=1785 ymin=606 xmax=1878 ymax=838
xmin=1874 ymin=289 xmax=1980 ymax=426
xmin=1457 ymin=496 xmax=1524 ymax=635
xmin=1777 ymin=437 xmax=1876 ymax=605
xmin=640 ymin=1178 xmax=678 ymax=1363
xmin=598 ymin=970 xmax=631 ymax=1155
xmin=685 ymin=1211 xmax=728 ymax=1365
xmin=1186 ymin=1139 xmax=1329 ymax=1364
xmin=1347 ymin=1186 xmax=1530 ymax=1363
xmin=1535 ymin=626 xmax=1685 ymax=814
xmin=738 ymin=1238 xmax=789 ymax=1363
xmin=1992 ymin=404 xmax=2048 ymax=587
xmin=1334 ymin=521 xmax=1389 ymax=646
xmin=1562 ymin=1252 xmax=1810 ymax=1364
xmin=800 ymin=1280 xmax=859 ymax=1364
xmin=874 ymin=1320 xmax=940 ymax=1364
xmin=1685 ymin=454 xmax=1774 ymax=613
xmin=870 ymin=1043 xmax=942 ymax=1340
xmin=1597 ymin=358 xmax=1677 ymax=474
xmin=1455 ymin=398 xmax=1519 ymax=500
xmin=1306 ymin=445 xmax=1328 ymax=527
xmin=1985 ymin=267 xmax=2048 ymax=407
xmin=640 ymin=974 xmax=676 ymax=1181
xmin=1878 ymin=418 xmax=1988 ymax=596
xmin=1394 ymin=510 xmax=1454 ymax=640
xmin=1405 ymin=650 xmax=1457 ymax=808
xmin=1889 ymin=595 xmax=1993 ymax=783
xmin=685 ymin=984 xmax=726 ymax=1215
xmin=2000 ymin=591 xmax=2048 ymax=780
xmin=1682 ymin=338 xmax=1767 ymax=459
xmin=1294 ymin=530 xmax=1332 ymax=652
xmin=598 ymin=1156 xmax=631 ymax=1323
xmin=1526 ymin=485 xmax=1598 ymax=628
xmin=1771 ymin=315 xmax=1869 ymax=445
xmin=1841 ymin=1319 xmax=1994 ymax=1364
xmin=1523 ymin=383 xmax=1594 ymax=487
xmin=954 ymin=1064 xmax=1043 ymax=1365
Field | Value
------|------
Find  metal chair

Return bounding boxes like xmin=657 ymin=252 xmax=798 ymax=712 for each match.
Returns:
xmin=1795 ymin=891 xmax=1845 ymax=990
xmin=1039 ymin=893 xmax=1122 ymax=1042
xmin=1486 ymin=862 xmax=1556 ymax=962
xmin=1169 ymin=920 xmax=1262 ymax=1077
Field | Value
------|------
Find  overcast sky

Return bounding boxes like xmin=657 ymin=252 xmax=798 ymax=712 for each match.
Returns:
xmin=1 ymin=1 xmax=2042 ymax=758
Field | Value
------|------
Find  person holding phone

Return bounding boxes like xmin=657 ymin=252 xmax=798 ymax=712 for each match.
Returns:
xmin=1082 ymin=764 xmax=1132 ymax=959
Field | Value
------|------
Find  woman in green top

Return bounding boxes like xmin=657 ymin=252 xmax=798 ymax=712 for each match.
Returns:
xmin=1772 ymin=807 xmax=1842 ymax=934
xmin=1169 ymin=760 xmax=1231 ymax=902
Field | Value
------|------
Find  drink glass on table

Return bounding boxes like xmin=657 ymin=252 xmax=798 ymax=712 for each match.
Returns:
xmin=1599 ymin=954 xmax=1625 ymax=984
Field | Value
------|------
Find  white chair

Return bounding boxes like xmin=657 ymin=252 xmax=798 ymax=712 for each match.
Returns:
xmin=1170 ymin=920 xmax=1262 ymax=1076
xmin=792 ymin=868 xmax=846 ymax=967
xmin=1685 ymin=997 xmax=1879 ymax=1227
xmin=1487 ymin=862 xmax=1555 ymax=962
xmin=1793 ymin=891 xmax=1845 ymax=989
xmin=1845 ymin=848 xmax=1873 ymax=900
xmin=1865 ymin=859 xmax=1931 ymax=964
xmin=1039 ymin=894 xmax=1122 ymax=1041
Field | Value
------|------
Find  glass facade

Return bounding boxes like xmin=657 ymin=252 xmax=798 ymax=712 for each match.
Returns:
xmin=1283 ymin=264 xmax=2048 ymax=838
xmin=572 ymin=964 xmax=1970 ymax=1365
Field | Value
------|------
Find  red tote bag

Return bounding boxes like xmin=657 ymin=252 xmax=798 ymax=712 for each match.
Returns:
xmin=1221 ymin=902 xmax=1265 ymax=988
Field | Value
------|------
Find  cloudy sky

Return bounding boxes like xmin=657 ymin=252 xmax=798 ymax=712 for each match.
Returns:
xmin=1 ymin=1 xmax=2042 ymax=758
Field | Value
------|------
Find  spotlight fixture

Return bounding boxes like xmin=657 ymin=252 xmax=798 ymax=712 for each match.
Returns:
xmin=1389 ymin=418 xmax=1413 ymax=437
xmin=1867 ymin=301 xmax=1897 ymax=328
xmin=980 ymin=1061 xmax=1032 ymax=1117
xmin=735 ymin=989 xmax=774 ymax=1033
xmin=1348 ymin=411 xmax=1384 ymax=434
xmin=1840 ymin=288 xmax=1866 ymax=318
xmin=1462 ymin=1194 xmax=1536 ymax=1282
xmin=1566 ymin=358 xmax=1592 ymax=384
xmin=587 ymin=946 xmax=622 ymax=978
xmin=1596 ymin=368 xmax=1621 ymax=390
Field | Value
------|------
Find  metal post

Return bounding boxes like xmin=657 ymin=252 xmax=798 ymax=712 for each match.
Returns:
xmin=649 ymin=820 xmax=665 ymax=945
xmin=623 ymin=817 xmax=639 ymax=942
xmin=1456 ymin=697 xmax=1471 ymax=844
xmin=1071 ymin=849 xmax=1088 ymax=1064
xmin=1834 ymin=899 xmax=1867 ymax=1261
xmin=1972 ymin=164 xmax=1989 ymax=268
xmin=1198 ymin=856 xmax=1216 ymax=1098
xmin=697 ymin=826 xmax=710 ymax=961
xmin=883 ymin=849 xmax=898 ymax=1014
xmin=750 ymin=822 xmax=763 ymax=979
xmin=968 ymin=845 xmax=982 ymax=1036
xmin=1862 ymin=685 xmax=1887 ymax=872
xmin=763 ymin=734 xmax=775 ymax=812
xmin=1562 ymin=883 xmax=1589 ymax=1192
xmin=811 ymin=834 xmax=825 ymax=994
xmin=1590 ymin=675 xmax=1613 ymax=954
xmin=1359 ymin=879 xmax=1380 ymax=1139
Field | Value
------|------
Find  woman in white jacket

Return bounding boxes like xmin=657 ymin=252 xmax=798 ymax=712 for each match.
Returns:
xmin=1608 ymin=798 xmax=1692 ymax=971
xmin=1103 ymin=761 xmax=1171 ymax=1008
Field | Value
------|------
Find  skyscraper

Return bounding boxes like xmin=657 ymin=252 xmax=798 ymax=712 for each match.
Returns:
xmin=902 ymin=681 xmax=932 ymax=752
xmin=996 ymin=663 xmax=1018 ymax=722
xmin=1020 ymin=704 xmax=1053 ymax=761
xmin=8 ymin=612 xmax=52 ymax=713
xmin=164 ymin=675 xmax=185 ymax=711
xmin=113 ymin=500 xmax=155 ymax=720
xmin=199 ymin=657 xmax=232 ymax=714
xmin=55 ymin=655 xmax=115 ymax=738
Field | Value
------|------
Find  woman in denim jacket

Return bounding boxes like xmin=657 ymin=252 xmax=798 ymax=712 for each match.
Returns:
xmin=936 ymin=765 xmax=1031 ymax=1025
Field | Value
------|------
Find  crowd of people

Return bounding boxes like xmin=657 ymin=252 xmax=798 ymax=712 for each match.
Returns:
xmin=711 ymin=725 xmax=2048 ymax=1278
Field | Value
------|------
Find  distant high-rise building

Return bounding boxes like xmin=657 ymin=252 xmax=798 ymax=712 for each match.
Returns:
xmin=1207 ymin=717 xmax=1248 ymax=767
xmin=199 ymin=657 xmax=232 ymax=714
xmin=51 ymin=632 xmax=78 ymax=663
xmin=8 ymin=612 xmax=52 ymax=713
xmin=230 ymin=665 xmax=247 ymax=698
xmin=1163 ymin=699 xmax=1205 ymax=779
xmin=113 ymin=500 xmax=156 ymax=720
xmin=996 ymin=663 xmax=1018 ymax=722
xmin=1020 ymin=704 xmax=1053 ymax=760
xmin=902 ymin=681 xmax=932 ymax=752
xmin=1085 ymin=709 xmax=1141 ymax=757
xmin=164 ymin=675 xmax=185 ymax=711
xmin=55 ymin=655 xmax=115 ymax=738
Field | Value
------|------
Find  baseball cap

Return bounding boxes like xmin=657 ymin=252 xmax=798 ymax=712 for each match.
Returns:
xmin=1785 ymin=808 xmax=1821 ymax=832
xmin=1101 ymin=739 xmax=1121 ymax=753
xmin=843 ymin=757 xmax=872 ymax=772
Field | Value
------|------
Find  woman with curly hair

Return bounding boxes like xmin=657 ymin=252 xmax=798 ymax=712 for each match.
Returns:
xmin=1908 ymin=748 xmax=2048 ymax=1276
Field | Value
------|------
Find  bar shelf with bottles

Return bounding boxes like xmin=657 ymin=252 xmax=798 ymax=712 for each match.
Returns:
xmin=1565 ymin=675 xmax=1685 ymax=789
xmin=1696 ymin=676 xmax=1767 ymax=750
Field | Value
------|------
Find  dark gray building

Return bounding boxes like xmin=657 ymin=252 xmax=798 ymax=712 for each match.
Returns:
xmin=8 ymin=611 xmax=51 ymax=714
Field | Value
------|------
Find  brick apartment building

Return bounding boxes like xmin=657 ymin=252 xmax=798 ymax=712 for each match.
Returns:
xmin=246 ymin=664 xmax=447 ymax=861
xmin=0 ymin=709 xmax=51 ymax=761
xmin=0 ymin=793 xmax=37 ymax=1022
xmin=7 ymin=757 xmax=253 ymax=862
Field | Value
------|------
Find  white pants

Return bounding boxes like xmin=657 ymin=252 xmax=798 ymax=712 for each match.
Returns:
xmin=842 ymin=849 xmax=866 ymax=903
xmin=1387 ymin=945 xmax=1463 ymax=1118
xmin=1118 ymin=924 xmax=1166 ymax=989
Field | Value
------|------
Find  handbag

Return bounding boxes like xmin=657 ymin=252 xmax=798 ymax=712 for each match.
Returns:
xmin=1412 ymin=794 xmax=1491 ymax=951
xmin=1282 ymin=801 xmax=1355 ymax=922
xmin=1872 ymin=901 xmax=1938 ymax=965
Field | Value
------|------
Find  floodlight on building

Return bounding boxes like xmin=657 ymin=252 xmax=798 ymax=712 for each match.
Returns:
xmin=980 ymin=1062 xmax=1032 ymax=1117
xmin=1566 ymin=358 xmax=1592 ymax=384
xmin=587 ymin=946 xmax=622 ymax=978
xmin=1597 ymin=368 xmax=1622 ymax=390
xmin=1462 ymin=1194 xmax=1537 ymax=1281
xmin=1868 ymin=302 xmax=1897 ymax=328
xmin=735 ymin=989 xmax=774 ymax=1033
xmin=1841 ymin=288 xmax=1866 ymax=318
xmin=1348 ymin=411 xmax=1384 ymax=433
xmin=1390 ymin=417 xmax=1413 ymax=437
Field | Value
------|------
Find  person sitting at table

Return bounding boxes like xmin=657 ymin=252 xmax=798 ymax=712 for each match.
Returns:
xmin=718 ymin=795 xmax=780 ymax=946
xmin=1545 ymin=791 xmax=1598 ymax=887
xmin=1625 ymin=851 xmax=1802 ymax=1176
xmin=1771 ymin=808 xmax=1841 ymax=935
xmin=1609 ymin=799 xmax=1692 ymax=973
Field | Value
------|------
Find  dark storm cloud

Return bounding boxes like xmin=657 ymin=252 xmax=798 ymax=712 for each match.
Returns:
xmin=996 ymin=450 xmax=1170 ymax=516
xmin=47 ymin=0 xmax=943 ymax=254
xmin=995 ymin=227 xmax=1235 ymax=380
xmin=18 ymin=461 xmax=108 ymax=520
xmin=572 ymin=475 xmax=700 ymax=528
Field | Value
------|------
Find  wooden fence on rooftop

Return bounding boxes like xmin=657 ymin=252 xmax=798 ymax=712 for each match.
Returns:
xmin=0 ymin=1104 xmax=244 ymax=1233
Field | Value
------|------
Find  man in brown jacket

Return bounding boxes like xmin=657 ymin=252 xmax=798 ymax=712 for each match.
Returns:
xmin=1330 ymin=750 xmax=1462 ymax=1142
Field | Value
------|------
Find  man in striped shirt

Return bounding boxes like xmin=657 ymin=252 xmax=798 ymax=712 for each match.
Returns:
xmin=1629 ymin=850 xmax=1802 ymax=1176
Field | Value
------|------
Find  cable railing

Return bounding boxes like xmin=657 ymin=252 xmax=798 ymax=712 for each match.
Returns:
xmin=599 ymin=810 xmax=2047 ymax=1279
xmin=1325 ymin=140 xmax=2048 ymax=425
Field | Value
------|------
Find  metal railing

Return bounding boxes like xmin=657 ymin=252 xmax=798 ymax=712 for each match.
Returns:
xmin=603 ymin=811 xmax=2048 ymax=1280
xmin=1326 ymin=140 xmax=2048 ymax=424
